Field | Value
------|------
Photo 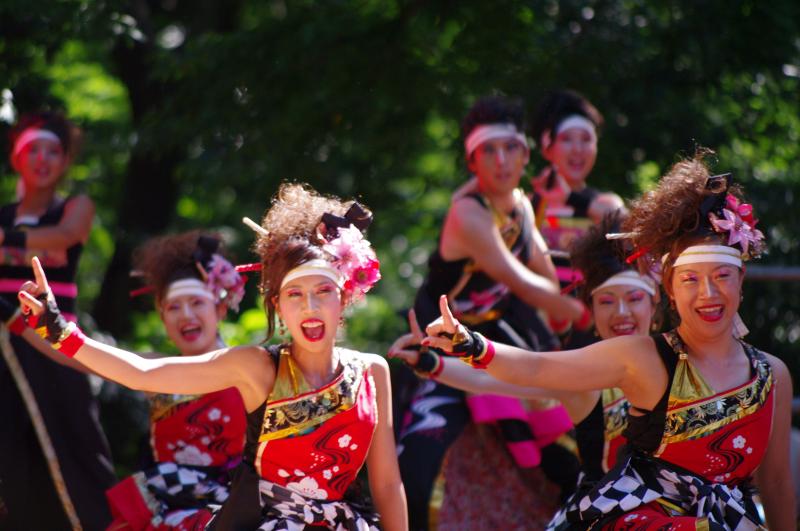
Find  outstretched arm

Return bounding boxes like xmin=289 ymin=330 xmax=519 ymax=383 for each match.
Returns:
xmin=18 ymin=257 xmax=271 ymax=410
xmin=389 ymin=310 xmax=598 ymax=423
xmin=422 ymin=295 xmax=666 ymax=410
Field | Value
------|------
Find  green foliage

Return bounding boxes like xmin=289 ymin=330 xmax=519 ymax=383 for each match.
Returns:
xmin=2 ymin=0 xmax=800 ymax=469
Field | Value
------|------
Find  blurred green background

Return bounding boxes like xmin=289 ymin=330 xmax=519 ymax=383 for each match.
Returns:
xmin=2 ymin=0 xmax=799 ymax=474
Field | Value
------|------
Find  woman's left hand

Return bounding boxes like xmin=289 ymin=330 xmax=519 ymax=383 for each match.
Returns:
xmin=387 ymin=310 xmax=424 ymax=365
xmin=18 ymin=256 xmax=52 ymax=316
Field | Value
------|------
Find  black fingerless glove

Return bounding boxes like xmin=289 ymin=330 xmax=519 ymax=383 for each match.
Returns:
xmin=411 ymin=346 xmax=444 ymax=378
xmin=444 ymin=327 xmax=495 ymax=368
xmin=31 ymin=294 xmax=86 ymax=357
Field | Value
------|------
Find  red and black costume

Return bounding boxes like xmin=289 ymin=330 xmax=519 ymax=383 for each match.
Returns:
xmin=208 ymin=345 xmax=380 ymax=530
xmin=569 ymin=330 xmax=772 ymax=529
xmin=105 ymin=387 xmax=246 ymax=530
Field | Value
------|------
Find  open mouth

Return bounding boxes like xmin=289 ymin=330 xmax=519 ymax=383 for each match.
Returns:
xmin=180 ymin=324 xmax=202 ymax=342
xmin=301 ymin=319 xmax=325 ymax=342
xmin=610 ymin=322 xmax=637 ymax=336
xmin=696 ymin=305 xmax=724 ymax=322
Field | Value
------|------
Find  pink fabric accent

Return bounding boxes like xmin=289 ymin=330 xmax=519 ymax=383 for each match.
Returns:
xmin=0 ymin=278 xmax=78 ymax=298
xmin=466 ymin=394 xmax=528 ymax=423
xmin=506 ymin=440 xmax=542 ymax=467
xmin=528 ymin=405 xmax=573 ymax=447
xmin=556 ymin=266 xmax=583 ymax=284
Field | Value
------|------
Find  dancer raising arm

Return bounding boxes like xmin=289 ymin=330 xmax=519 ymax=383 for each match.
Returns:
xmin=18 ymin=183 xmax=407 ymax=531
xmin=105 ymin=231 xmax=248 ymax=530
xmin=422 ymin=153 xmax=794 ymax=530
xmin=391 ymin=212 xmax=659 ymax=529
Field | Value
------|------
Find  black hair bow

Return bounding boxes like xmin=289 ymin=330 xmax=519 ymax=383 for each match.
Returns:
xmin=320 ymin=202 xmax=373 ymax=239
xmin=697 ymin=173 xmax=732 ymax=232
xmin=192 ymin=235 xmax=220 ymax=269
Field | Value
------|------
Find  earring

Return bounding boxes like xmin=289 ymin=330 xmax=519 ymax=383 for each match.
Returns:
xmin=278 ymin=318 xmax=287 ymax=336
xmin=668 ymin=298 xmax=676 ymax=310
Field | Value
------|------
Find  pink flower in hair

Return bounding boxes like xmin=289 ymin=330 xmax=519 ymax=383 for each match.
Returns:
xmin=323 ymin=225 xmax=381 ymax=301
xmin=709 ymin=208 xmax=764 ymax=259
xmin=207 ymin=254 xmax=246 ymax=311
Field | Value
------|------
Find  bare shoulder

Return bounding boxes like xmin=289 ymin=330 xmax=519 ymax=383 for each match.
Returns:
xmin=762 ymin=352 xmax=792 ymax=389
xmin=64 ymin=194 xmax=95 ymax=213
xmin=584 ymin=333 xmax=655 ymax=358
xmin=449 ymin=195 xmax=492 ymax=230
xmin=347 ymin=350 xmax=388 ymax=372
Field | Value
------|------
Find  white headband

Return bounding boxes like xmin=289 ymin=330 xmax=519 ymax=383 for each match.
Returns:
xmin=670 ymin=245 xmax=743 ymax=268
xmin=280 ymin=259 xmax=343 ymax=289
xmin=164 ymin=278 xmax=215 ymax=303
xmin=12 ymin=128 xmax=61 ymax=160
xmin=591 ymin=270 xmax=656 ymax=297
xmin=540 ymin=114 xmax=597 ymax=150
xmin=464 ymin=123 xmax=528 ymax=157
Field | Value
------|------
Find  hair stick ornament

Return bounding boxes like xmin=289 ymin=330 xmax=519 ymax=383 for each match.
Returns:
xmin=243 ymin=217 xmax=269 ymax=237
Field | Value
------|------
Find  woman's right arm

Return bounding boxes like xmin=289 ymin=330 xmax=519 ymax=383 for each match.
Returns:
xmin=71 ymin=339 xmax=264 ymax=396
xmin=444 ymin=199 xmax=583 ymax=321
xmin=423 ymin=295 xmax=667 ymax=411
xmin=18 ymin=257 xmax=271 ymax=408
xmin=388 ymin=311 xmax=599 ymax=423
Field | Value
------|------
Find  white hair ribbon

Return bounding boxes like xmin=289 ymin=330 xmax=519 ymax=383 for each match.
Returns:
xmin=281 ymin=259 xmax=343 ymax=289
xmin=464 ymin=123 xmax=528 ymax=157
xmin=12 ymin=128 xmax=61 ymax=160
xmin=539 ymin=114 xmax=597 ymax=150
xmin=670 ymin=245 xmax=743 ymax=268
xmin=164 ymin=278 xmax=215 ymax=303
xmin=590 ymin=270 xmax=656 ymax=297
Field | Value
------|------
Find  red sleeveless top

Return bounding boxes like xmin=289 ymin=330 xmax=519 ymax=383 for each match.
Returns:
xmin=653 ymin=331 xmax=774 ymax=483
xmin=149 ymin=387 xmax=246 ymax=467
xmin=252 ymin=347 xmax=377 ymax=501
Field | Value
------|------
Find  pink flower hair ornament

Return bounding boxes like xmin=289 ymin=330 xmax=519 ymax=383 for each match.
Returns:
xmin=708 ymin=193 xmax=765 ymax=260
xmin=206 ymin=253 xmax=247 ymax=311
xmin=322 ymin=224 xmax=381 ymax=302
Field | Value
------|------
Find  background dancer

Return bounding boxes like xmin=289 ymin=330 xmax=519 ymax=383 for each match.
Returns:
xmin=397 ymin=95 xmax=587 ymax=530
xmin=105 ymin=231 xmax=247 ymax=530
xmin=422 ymin=152 xmax=794 ymax=529
xmin=17 ymin=183 xmax=407 ymax=531
xmin=391 ymin=212 xmax=659 ymax=529
xmin=530 ymin=89 xmax=625 ymax=347
xmin=0 ymin=111 xmax=115 ymax=530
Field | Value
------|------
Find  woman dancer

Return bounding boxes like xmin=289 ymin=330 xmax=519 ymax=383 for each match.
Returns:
xmin=105 ymin=231 xmax=247 ymax=530
xmin=530 ymin=90 xmax=625 ymax=346
xmin=422 ymin=153 xmax=794 ymax=529
xmin=17 ymin=183 xmax=407 ymax=531
xmin=391 ymin=212 xmax=658 ymax=529
xmin=0 ymin=111 xmax=115 ymax=530
xmin=398 ymin=95 xmax=586 ymax=530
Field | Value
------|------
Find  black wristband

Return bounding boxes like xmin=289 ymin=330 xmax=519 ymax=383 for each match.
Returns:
xmin=415 ymin=348 xmax=439 ymax=373
xmin=3 ymin=230 xmax=27 ymax=248
xmin=36 ymin=294 xmax=70 ymax=343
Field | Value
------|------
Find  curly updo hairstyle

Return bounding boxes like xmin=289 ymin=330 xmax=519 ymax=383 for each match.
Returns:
xmin=569 ymin=212 xmax=630 ymax=304
xmin=623 ymin=149 xmax=748 ymax=294
xmin=9 ymin=111 xmax=83 ymax=167
xmin=253 ymin=183 xmax=369 ymax=339
xmin=134 ymin=230 xmax=226 ymax=306
xmin=531 ymin=89 xmax=603 ymax=150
